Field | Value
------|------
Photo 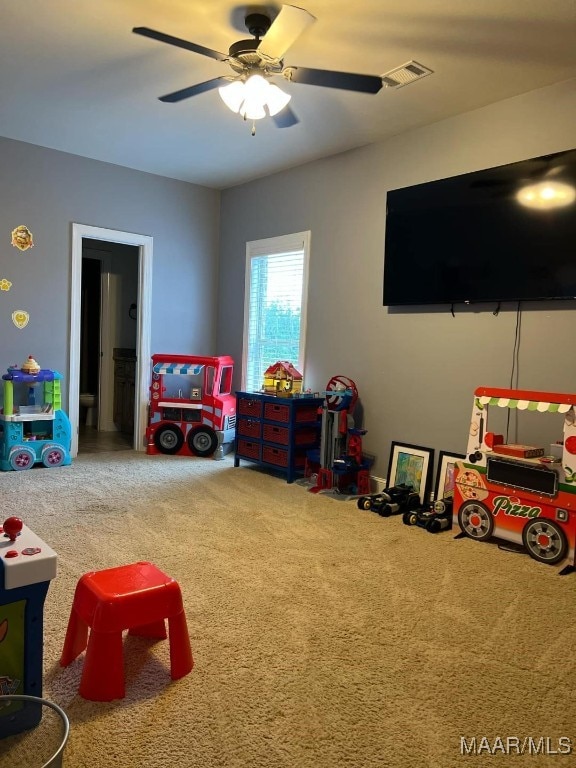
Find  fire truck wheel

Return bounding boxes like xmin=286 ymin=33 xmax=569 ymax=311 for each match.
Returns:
xmin=154 ymin=424 xmax=184 ymax=454
xmin=458 ymin=501 xmax=494 ymax=542
xmin=522 ymin=519 xmax=568 ymax=565
xmin=188 ymin=426 xmax=218 ymax=457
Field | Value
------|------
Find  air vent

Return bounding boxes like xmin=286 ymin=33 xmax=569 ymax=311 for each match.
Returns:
xmin=381 ymin=61 xmax=433 ymax=89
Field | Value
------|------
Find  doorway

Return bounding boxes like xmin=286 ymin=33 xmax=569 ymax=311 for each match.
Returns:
xmin=70 ymin=224 xmax=153 ymax=458
xmin=79 ymin=243 xmax=138 ymax=453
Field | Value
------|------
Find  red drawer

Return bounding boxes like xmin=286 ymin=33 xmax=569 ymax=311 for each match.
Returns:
xmin=262 ymin=445 xmax=289 ymax=467
xmin=238 ymin=397 xmax=263 ymax=418
xmin=294 ymin=427 xmax=318 ymax=445
xmin=238 ymin=418 xmax=261 ymax=439
xmin=263 ymin=423 xmax=289 ymax=445
xmin=262 ymin=446 xmax=306 ymax=469
xmin=237 ymin=439 xmax=261 ymax=461
xmin=263 ymin=424 xmax=317 ymax=447
xmin=295 ymin=404 xmax=320 ymax=423
xmin=264 ymin=402 xmax=290 ymax=423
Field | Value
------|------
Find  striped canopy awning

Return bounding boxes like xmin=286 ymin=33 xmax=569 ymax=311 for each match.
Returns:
xmin=153 ymin=363 xmax=204 ymax=376
xmin=478 ymin=395 xmax=572 ymax=413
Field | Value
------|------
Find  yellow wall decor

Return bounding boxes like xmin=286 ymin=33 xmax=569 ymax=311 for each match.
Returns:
xmin=0 ymin=278 xmax=12 ymax=291
xmin=12 ymin=310 xmax=29 ymax=329
xmin=11 ymin=225 xmax=34 ymax=251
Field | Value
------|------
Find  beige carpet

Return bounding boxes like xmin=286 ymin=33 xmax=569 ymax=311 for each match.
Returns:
xmin=2 ymin=451 xmax=576 ymax=767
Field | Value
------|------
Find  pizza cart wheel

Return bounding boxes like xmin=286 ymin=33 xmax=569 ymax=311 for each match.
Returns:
xmin=522 ymin=518 xmax=568 ymax=565
xmin=458 ymin=501 xmax=494 ymax=542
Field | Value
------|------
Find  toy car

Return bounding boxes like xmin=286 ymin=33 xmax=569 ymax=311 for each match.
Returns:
xmin=403 ymin=497 xmax=454 ymax=533
xmin=357 ymin=483 xmax=420 ymax=517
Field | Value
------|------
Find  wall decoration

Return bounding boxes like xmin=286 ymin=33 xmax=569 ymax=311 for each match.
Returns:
xmin=0 ymin=278 xmax=12 ymax=291
xmin=435 ymin=450 xmax=466 ymax=501
xmin=12 ymin=310 xmax=30 ymax=329
xmin=387 ymin=441 xmax=434 ymax=504
xmin=11 ymin=225 xmax=34 ymax=251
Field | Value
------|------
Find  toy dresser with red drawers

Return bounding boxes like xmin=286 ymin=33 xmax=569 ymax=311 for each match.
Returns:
xmin=234 ymin=391 xmax=323 ymax=483
xmin=453 ymin=387 xmax=576 ymax=571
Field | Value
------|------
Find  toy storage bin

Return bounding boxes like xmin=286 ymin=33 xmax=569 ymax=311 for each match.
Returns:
xmin=237 ymin=397 xmax=263 ymax=418
xmin=264 ymin=402 xmax=290 ymax=422
xmin=237 ymin=439 xmax=261 ymax=461
xmin=237 ymin=418 xmax=262 ymax=439
xmin=0 ymin=695 xmax=69 ymax=767
xmin=294 ymin=404 xmax=321 ymax=423
xmin=262 ymin=446 xmax=307 ymax=469
xmin=262 ymin=445 xmax=289 ymax=467
xmin=263 ymin=424 xmax=289 ymax=444
xmin=263 ymin=425 xmax=317 ymax=446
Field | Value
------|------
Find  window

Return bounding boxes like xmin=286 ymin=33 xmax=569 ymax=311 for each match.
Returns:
xmin=220 ymin=365 xmax=233 ymax=395
xmin=242 ymin=231 xmax=310 ymax=392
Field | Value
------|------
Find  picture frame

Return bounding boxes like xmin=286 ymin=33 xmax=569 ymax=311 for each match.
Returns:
xmin=387 ymin=442 xmax=435 ymax=504
xmin=435 ymin=450 xmax=466 ymax=501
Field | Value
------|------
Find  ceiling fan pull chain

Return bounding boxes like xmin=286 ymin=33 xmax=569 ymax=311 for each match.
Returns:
xmin=251 ymin=121 xmax=256 ymax=136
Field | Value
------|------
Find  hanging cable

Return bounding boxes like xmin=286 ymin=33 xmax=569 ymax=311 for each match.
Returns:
xmin=505 ymin=301 xmax=522 ymax=441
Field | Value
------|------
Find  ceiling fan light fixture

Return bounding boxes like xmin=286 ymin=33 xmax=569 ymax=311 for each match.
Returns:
xmin=241 ymin=98 xmax=267 ymax=120
xmin=516 ymin=181 xmax=576 ymax=210
xmin=244 ymin=74 xmax=269 ymax=100
xmin=266 ymin=83 xmax=291 ymax=116
xmin=218 ymin=80 xmax=245 ymax=113
xmin=219 ymin=74 xmax=291 ymax=121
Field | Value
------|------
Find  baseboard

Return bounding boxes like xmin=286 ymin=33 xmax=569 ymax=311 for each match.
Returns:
xmin=370 ymin=475 xmax=387 ymax=493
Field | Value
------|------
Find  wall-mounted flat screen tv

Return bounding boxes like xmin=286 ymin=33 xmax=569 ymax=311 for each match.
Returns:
xmin=383 ymin=148 xmax=576 ymax=306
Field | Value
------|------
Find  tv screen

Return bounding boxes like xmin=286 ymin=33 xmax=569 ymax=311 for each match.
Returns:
xmin=383 ymin=148 xmax=576 ymax=306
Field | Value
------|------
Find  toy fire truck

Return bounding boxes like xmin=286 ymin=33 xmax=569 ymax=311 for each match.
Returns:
xmin=453 ymin=386 xmax=576 ymax=570
xmin=146 ymin=354 xmax=236 ymax=459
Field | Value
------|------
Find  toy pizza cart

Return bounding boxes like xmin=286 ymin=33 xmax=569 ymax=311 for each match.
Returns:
xmin=453 ymin=386 xmax=576 ymax=571
xmin=1 ymin=517 xmax=57 ymax=738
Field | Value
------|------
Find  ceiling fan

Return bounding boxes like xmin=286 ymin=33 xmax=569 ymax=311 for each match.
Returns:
xmin=133 ymin=4 xmax=383 ymax=131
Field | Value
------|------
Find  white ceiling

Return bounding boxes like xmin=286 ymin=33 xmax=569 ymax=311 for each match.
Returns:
xmin=1 ymin=0 xmax=575 ymax=189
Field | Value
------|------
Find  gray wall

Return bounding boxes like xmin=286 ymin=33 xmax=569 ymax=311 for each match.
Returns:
xmin=218 ymin=79 xmax=576 ymax=480
xmin=0 ymin=137 xmax=220 ymax=410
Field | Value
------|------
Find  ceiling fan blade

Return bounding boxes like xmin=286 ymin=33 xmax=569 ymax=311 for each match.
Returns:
xmin=272 ymin=105 xmax=300 ymax=128
xmin=133 ymin=27 xmax=229 ymax=62
xmin=258 ymin=5 xmax=316 ymax=60
xmin=284 ymin=66 xmax=383 ymax=94
xmin=159 ymin=77 xmax=230 ymax=103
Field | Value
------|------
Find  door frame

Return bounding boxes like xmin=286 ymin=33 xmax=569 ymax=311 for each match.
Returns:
xmin=70 ymin=224 xmax=153 ymax=457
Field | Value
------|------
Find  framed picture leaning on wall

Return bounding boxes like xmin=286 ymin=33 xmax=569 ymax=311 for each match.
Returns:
xmin=387 ymin=442 xmax=435 ymax=505
xmin=435 ymin=450 xmax=466 ymax=502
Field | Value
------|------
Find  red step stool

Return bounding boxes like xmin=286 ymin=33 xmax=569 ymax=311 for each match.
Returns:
xmin=60 ymin=561 xmax=193 ymax=701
